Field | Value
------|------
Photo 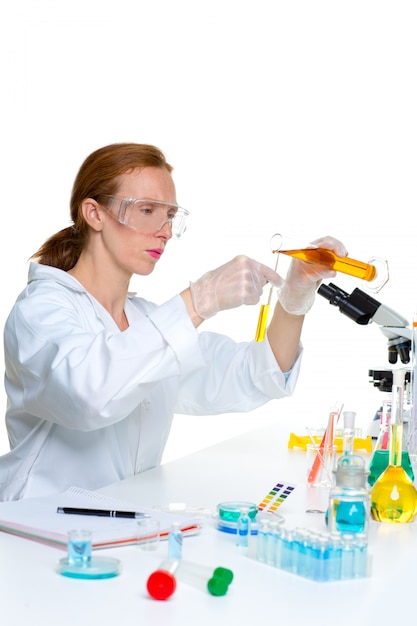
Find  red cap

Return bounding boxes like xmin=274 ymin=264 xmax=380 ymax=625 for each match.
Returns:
xmin=146 ymin=569 xmax=177 ymax=601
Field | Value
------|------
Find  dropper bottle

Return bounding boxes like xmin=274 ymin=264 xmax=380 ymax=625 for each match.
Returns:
xmin=371 ymin=369 xmax=417 ymax=523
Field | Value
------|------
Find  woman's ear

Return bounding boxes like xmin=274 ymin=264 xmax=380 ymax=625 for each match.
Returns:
xmin=81 ymin=199 xmax=104 ymax=232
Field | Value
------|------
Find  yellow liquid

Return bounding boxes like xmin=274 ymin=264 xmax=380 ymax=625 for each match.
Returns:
xmin=255 ymin=304 xmax=269 ymax=342
xmin=279 ymin=248 xmax=377 ymax=282
xmin=371 ymin=465 xmax=417 ymax=523
xmin=371 ymin=422 xmax=417 ymax=523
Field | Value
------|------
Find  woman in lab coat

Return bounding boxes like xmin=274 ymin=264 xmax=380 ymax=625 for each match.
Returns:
xmin=1 ymin=143 xmax=346 ymax=500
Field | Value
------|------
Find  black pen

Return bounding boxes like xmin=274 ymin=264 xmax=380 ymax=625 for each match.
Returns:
xmin=57 ymin=506 xmax=150 ymax=519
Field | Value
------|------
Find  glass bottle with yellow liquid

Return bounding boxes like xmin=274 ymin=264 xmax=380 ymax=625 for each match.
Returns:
xmin=371 ymin=371 xmax=417 ymax=523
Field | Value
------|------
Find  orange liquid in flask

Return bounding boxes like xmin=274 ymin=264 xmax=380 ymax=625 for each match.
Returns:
xmin=278 ymin=248 xmax=377 ymax=282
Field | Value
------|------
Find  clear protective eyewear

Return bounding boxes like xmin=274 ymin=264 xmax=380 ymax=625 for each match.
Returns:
xmin=99 ymin=195 xmax=189 ymax=239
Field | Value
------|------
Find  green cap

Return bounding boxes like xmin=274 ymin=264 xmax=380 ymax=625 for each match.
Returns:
xmin=207 ymin=576 xmax=230 ymax=596
xmin=212 ymin=567 xmax=234 ymax=585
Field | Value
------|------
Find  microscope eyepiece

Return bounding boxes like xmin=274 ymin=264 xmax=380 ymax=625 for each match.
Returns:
xmin=318 ymin=282 xmax=380 ymax=325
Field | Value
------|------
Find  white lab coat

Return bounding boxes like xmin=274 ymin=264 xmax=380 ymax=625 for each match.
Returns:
xmin=1 ymin=262 xmax=302 ymax=500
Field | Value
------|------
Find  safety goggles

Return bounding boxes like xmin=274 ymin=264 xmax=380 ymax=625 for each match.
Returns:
xmin=99 ymin=195 xmax=189 ymax=239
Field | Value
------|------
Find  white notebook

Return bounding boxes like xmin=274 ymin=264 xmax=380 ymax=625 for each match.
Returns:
xmin=0 ymin=486 xmax=200 ymax=550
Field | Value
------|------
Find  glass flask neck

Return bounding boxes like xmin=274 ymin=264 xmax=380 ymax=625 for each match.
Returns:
xmin=388 ymin=374 xmax=406 ymax=466
xmin=388 ymin=422 xmax=403 ymax=467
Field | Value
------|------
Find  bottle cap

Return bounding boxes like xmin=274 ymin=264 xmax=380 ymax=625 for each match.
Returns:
xmin=335 ymin=454 xmax=368 ymax=488
xmin=146 ymin=569 xmax=177 ymax=600
xmin=212 ymin=566 xmax=234 ymax=585
xmin=207 ymin=576 xmax=230 ymax=596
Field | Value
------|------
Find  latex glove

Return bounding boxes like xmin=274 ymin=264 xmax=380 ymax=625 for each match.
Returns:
xmin=190 ymin=255 xmax=283 ymax=319
xmin=278 ymin=236 xmax=348 ymax=315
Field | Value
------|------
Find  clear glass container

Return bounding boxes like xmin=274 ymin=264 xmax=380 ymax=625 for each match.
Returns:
xmin=327 ymin=455 xmax=370 ymax=537
xmin=371 ymin=372 xmax=417 ymax=523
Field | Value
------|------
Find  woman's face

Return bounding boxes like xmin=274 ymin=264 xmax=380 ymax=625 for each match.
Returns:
xmin=99 ymin=166 xmax=178 ymax=277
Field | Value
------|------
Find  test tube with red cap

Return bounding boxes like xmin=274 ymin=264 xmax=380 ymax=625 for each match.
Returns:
xmin=146 ymin=558 xmax=234 ymax=600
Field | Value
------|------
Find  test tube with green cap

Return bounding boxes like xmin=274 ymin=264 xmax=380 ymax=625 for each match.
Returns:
xmin=146 ymin=558 xmax=234 ymax=600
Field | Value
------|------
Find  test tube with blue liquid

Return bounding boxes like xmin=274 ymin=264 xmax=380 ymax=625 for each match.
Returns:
xmin=168 ymin=521 xmax=183 ymax=559
xmin=236 ymin=506 xmax=250 ymax=549
xmin=256 ymin=518 xmax=270 ymax=563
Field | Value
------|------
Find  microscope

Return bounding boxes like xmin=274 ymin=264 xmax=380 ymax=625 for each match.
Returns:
xmin=318 ymin=282 xmax=413 ymax=437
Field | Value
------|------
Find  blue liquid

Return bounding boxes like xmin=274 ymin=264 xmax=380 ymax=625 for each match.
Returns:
xmin=236 ymin=511 xmax=250 ymax=548
xmin=335 ymin=501 xmax=366 ymax=534
xmin=168 ymin=529 xmax=183 ymax=559
xmin=68 ymin=539 xmax=91 ymax=564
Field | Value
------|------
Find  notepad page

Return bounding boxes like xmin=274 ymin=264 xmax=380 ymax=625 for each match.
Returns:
xmin=0 ymin=486 xmax=201 ymax=549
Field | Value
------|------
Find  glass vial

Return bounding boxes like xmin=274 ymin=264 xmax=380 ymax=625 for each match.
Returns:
xmin=167 ymin=521 xmax=183 ymax=559
xmin=236 ymin=506 xmax=250 ymax=549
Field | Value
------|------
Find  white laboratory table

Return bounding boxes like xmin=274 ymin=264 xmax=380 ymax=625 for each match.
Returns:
xmin=0 ymin=421 xmax=415 ymax=626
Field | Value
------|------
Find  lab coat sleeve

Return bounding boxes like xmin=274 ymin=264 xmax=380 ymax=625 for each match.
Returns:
xmin=174 ymin=331 xmax=303 ymax=415
xmin=4 ymin=286 xmax=205 ymax=431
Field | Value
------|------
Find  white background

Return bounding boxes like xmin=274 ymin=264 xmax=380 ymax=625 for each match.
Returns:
xmin=0 ymin=1 xmax=416 ymax=462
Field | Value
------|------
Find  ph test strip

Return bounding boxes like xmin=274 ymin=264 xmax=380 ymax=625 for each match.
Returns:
xmin=258 ymin=481 xmax=296 ymax=513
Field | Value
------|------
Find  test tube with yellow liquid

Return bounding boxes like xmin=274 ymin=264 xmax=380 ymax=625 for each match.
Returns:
xmin=271 ymin=234 xmax=389 ymax=291
xmin=255 ymin=253 xmax=279 ymax=342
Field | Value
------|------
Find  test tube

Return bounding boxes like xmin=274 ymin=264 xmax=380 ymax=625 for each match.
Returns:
xmin=146 ymin=558 xmax=234 ymax=600
xmin=255 ymin=252 xmax=280 ymax=342
xmin=236 ymin=506 xmax=250 ymax=549
xmin=271 ymin=233 xmax=389 ymax=292
xmin=167 ymin=521 xmax=183 ymax=559
xmin=353 ymin=533 xmax=369 ymax=579
xmin=256 ymin=517 xmax=270 ymax=563
xmin=340 ymin=535 xmax=355 ymax=580
xmin=342 ymin=411 xmax=356 ymax=455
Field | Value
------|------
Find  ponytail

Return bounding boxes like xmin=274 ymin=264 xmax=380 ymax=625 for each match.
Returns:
xmin=30 ymin=143 xmax=172 ymax=270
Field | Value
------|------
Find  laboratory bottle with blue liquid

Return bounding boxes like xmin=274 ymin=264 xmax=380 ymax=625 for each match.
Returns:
xmin=327 ymin=454 xmax=370 ymax=537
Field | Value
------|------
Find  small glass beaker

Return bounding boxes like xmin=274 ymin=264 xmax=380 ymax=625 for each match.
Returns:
xmin=137 ymin=518 xmax=160 ymax=550
xmin=270 ymin=233 xmax=389 ymax=293
xmin=67 ymin=529 xmax=92 ymax=566
xmin=306 ymin=444 xmax=337 ymax=487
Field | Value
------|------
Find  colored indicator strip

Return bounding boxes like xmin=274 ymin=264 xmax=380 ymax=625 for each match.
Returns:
xmin=258 ymin=482 xmax=296 ymax=513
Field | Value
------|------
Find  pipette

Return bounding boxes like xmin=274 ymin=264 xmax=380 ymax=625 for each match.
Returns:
xmin=255 ymin=252 xmax=279 ymax=342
